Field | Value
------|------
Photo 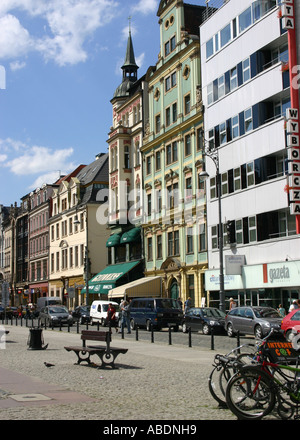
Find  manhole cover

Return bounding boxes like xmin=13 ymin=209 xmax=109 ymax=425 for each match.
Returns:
xmin=10 ymin=394 xmax=52 ymax=402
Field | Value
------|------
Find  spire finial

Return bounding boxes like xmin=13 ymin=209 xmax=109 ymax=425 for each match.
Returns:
xmin=128 ymin=16 xmax=132 ymax=34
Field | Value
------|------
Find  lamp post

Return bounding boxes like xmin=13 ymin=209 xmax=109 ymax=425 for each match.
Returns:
xmin=199 ymin=136 xmax=225 ymax=313
xmin=74 ymin=209 xmax=89 ymax=306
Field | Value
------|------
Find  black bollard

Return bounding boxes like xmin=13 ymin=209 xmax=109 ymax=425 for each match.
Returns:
xmin=121 ymin=325 xmax=124 ymax=339
xmin=135 ymin=326 xmax=138 ymax=341
xmin=169 ymin=326 xmax=172 ymax=345
xmin=211 ymin=327 xmax=214 ymax=350
xmin=151 ymin=324 xmax=154 ymax=343
xmin=188 ymin=327 xmax=192 ymax=348
xmin=237 ymin=331 xmax=240 ymax=352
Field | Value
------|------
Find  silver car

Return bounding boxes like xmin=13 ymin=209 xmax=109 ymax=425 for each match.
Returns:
xmin=225 ymin=306 xmax=282 ymax=339
xmin=39 ymin=305 xmax=73 ymax=327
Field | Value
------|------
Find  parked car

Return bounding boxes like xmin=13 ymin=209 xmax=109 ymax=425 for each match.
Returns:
xmin=129 ymin=298 xmax=183 ymax=331
xmin=281 ymin=309 xmax=300 ymax=341
xmin=182 ymin=307 xmax=226 ymax=335
xmin=225 ymin=306 xmax=282 ymax=339
xmin=39 ymin=305 xmax=73 ymax=327
xmin=72 ymin=306 xmax=91 ymax=324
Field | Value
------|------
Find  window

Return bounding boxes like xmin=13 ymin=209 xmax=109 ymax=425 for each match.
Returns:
xmin=220 ymin=122 xmax=226 ymax=145
xmin=230 ymin=67 xmax=237 ymax=91
xmin=220 ymin=23 xmax=231 ymax=47
xmin=166 ymin=142 xmax=178 ymax=165
xmin=184 ymin=94 xmax=191 ymax=115
xmin=212 ymin=226 xmax=218 ymax=249
xmin=147 ymin=237 xmax=153 ymax=261
xmin=218 ymin=75 xmax=225 ymax=99
xmin=124 ymin=146 xmax=130 ymax=168
xmin=243 ymin=58 xmax=251 ymax=82
xmin=207 ymin=82 xmax=213 ymax=105
xmin=155 ymin=114 xmax=161 ymax=134
xmin=245 ymin=108 xmax=253 ymax=132
xmin=155 ymin=151 xmax=161 ymax=171
xmin=156 ymin=190 xmax=162 ymax=212
xmin=172 ymin=102 xmax=177 ymax=122
xmin=165 ymin=71 xmax=176 ymax=92
xmin=239 ymin=7 xmax=252 ymax=33
xmin=234 ymin=167 xmax=241 ymax=191
xmin=247 ymin=162 xmax=255 ymax=187
xmin=187 ymin=227 xmax=194 ymax=253
xmin=184 ymin=134 xmax=191 ymax=156
xmin=147 ymin=193 xmax=152 ymax=216
xmin=146 ymin=156 xmax=151 ymax=175
xmin=206 ymin=38 xmax=214 ymax=58
xmin=167 ymin=182 xmax=179 ymax=209
xmin=235 ymin=219 xmax=243 ymax=244
xmin=249 ymin=216 xmax=257 ymax=242
xmin=210 ymin=177 xmax=217 ymax=199
xmin=232 ymin=115 xmax=239 ymax=139
xmin=222 ymin=172 xmax=228 ymax=195
xmin=185 ymin=176 xmax=192 ymax=198
xmin=165 ymin=35 xmax=176 ymax=56
xmin=166 ymin=107 xmax=171 ymax=127
xmin=167 ymin=230 xmax=179 ymax=256
xmin=157 ymin=235 xmax=162 ymax=259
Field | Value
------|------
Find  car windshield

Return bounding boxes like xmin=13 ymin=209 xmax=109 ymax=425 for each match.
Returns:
xmin=81 ymin=306 xmax=90 ymax=312
xmin=49 ymin=307 xmax=68 ymax=313
xmin=156 ymin=299 xmax=180 ymax=309
xmin=202 ymin=308 xmax=226 ymax=318
xmin=254 ymin=308 xmax=280 ymax=318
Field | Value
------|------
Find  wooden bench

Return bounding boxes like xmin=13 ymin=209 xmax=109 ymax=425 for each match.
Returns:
xmin=64 ymin=330 xmax=128 ymax=369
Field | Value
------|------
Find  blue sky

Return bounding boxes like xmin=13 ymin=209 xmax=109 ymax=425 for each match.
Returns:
xmin=0 ymin=0 xmax=204 ymax=206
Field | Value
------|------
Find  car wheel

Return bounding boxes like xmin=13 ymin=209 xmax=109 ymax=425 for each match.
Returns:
xmin=254 ymin=325 xmax=263 ymax=339
xmin=227 ymin=323 xmax=235 ymax=338
xmin=90 ymin=319 xmax=94 ymax=326
xmin=146 ymin=320 xmax=152 ymax=332
xmin=202 ymin=323 xmax=210 ymax=335
xmin=130 ymin=319 xmax=136 ymax=330
xmin=101 ymin=318 xmax=106 ymax=326
xmin=285 ymin=330 xmax=293 ymax=342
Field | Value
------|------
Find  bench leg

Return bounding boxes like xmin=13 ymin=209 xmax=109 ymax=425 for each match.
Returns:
xmin=95 ymin=351 xmax=119 ymax=369
xmin=73 ymin=350 xmax=92 ymax=365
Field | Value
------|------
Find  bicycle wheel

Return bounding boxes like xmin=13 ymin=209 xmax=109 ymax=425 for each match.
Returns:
xmin=225 ymin=366 xmax=276 ymax=420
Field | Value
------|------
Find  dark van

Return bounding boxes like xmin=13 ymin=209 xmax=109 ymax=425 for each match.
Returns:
xmin=129 ymin=298 xmax=183 ymax=331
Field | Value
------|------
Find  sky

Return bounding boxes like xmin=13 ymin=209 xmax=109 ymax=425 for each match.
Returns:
xmin=0 ymin=0 xmax=205 ymax=207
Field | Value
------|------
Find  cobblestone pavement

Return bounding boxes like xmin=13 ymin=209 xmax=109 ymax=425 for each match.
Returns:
xmin=0 ymin=325 xmax=280 ymax=421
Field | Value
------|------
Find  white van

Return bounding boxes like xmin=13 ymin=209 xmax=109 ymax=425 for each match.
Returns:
xmin=37 ymin=296 xmax=62 ymax=312
xmin=90 ymin=300 xmax=120 ymax=326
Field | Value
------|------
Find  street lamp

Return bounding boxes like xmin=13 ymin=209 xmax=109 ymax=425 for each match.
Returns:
xmin=199 ymin=134 xmax=225 ymax=313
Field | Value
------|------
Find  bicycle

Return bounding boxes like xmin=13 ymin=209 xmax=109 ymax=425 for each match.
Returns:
xmin=208 ymin=343 xmax=256 ymax=407
xmin=225 ymin=332 xmax=300 ymax=420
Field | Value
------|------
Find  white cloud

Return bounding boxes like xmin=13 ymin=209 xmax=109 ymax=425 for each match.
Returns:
xmin=0 ymin=0 xmax=120 ymax=66
xmin=6 ymin=145 xmax=75 ymax=175
xmin=131 ymin=0 xmax=158 ymax=15
xmin=10 ymin=60 xmax=26 ymax=71
xmin=0 ymin=14 xmax=32 ymax=59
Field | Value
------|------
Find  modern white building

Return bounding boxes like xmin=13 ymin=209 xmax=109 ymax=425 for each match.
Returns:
xmin=200 ymin=0 xmax=300 ymax=311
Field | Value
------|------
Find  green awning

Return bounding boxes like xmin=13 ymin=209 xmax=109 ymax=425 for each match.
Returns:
xmin=106 ymin=233 xmax=121 ymax=248
xmin=81 ymin=261 xmax=141 ymax=294
xmin=120 ymin=227 xmax=141 ymax=244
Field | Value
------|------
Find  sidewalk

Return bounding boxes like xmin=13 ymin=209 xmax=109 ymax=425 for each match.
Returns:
xmin=0 ymin=324 xmax=239 ymax=420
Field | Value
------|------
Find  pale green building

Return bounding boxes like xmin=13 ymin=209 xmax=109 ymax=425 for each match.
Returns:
xmin=141 ymin=0 xmax=207 ymax=307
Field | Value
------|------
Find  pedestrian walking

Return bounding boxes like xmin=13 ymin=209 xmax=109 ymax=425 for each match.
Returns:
xmin=229 ymin=298 xmax=237 ymax=310
xmin=277 ymin=304 xmax=286 ymax=317
xmin=289 ymin=300 xmax=298 ymax=313
xmin=184 ymin=297 xmax=192 ymax=314
xmin=107 ymin=303 xmax=118 ymax=332
xmin=177 ymin=297 xmax=183 ymax=309
xmin=121 ymin=301 xmax=131 ymax=334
